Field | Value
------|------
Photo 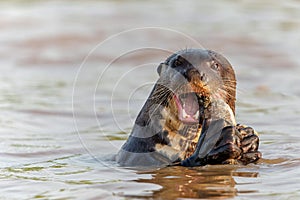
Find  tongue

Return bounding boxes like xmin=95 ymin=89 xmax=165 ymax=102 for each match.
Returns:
xmin=183 ymin=93 xmax=199 ymax=116
xmin=174 ymin=93 xmax=200 ymax=124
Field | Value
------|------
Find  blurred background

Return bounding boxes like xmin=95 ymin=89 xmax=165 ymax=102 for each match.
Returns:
xmin=0 ymin=0 xmax=300 ymax=199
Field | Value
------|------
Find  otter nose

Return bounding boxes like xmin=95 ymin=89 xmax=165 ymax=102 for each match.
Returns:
xmin=186 ymin=68 xmax=208 ymax=83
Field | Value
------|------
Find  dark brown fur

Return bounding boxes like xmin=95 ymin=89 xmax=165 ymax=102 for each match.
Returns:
xmin=117 ymin=49 xmax=261 ymax=167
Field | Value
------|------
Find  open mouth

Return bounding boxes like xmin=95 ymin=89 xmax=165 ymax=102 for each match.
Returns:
xmin=174 ymin=92 xmax=201 ymax=124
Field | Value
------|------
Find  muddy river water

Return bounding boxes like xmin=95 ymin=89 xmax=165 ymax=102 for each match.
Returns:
xmin=0 ymin=1 xmax=300 ymax=199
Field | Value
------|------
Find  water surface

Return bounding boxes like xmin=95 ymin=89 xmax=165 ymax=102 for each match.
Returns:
xmin=0 ymin=1 xmax=300 ymax=199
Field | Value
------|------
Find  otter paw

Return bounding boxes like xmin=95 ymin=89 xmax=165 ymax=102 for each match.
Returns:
xmin=205 ymin=125 xmax=261 ymax=165
xmin=236 ymin=124 xmax=262 ymax=164
xmin=205 ymin=126 xmax=242 ymax=164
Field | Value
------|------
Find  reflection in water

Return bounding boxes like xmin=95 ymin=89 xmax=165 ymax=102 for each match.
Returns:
xmin=134 ymin=165 xmax=258 ymax=199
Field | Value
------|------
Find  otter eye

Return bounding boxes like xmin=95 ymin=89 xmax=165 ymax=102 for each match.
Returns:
xmin=211 ymin=62 xmax=220 ymax=71
xmin=173 ymin=59 xmax=182 ymax=67
xmin=172 ymin=55 xmax=184 ymax=68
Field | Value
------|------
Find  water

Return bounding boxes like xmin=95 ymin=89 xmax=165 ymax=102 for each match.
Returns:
xmin=0 ymin=1 xmax=300 ymax=199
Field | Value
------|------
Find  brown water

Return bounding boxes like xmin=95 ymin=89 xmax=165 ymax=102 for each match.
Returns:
xmin=1 ymin=1 xmax=300 ymax=199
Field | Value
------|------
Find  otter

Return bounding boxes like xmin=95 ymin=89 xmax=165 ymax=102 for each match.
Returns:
xmin=116 ymin=49 xmax=261 ymax=167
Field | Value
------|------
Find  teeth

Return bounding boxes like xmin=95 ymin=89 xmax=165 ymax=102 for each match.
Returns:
xmin=193 ymin=110 xmax=199 ymax=119
xmin=182 ymin=109 xmax=190 ymax=119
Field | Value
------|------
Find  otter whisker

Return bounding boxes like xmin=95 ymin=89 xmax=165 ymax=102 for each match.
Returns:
xmin=117 ymin=48 xmax=261 ymax=167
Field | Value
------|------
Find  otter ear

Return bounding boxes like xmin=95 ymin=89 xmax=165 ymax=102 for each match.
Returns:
xmin=157 ymin=63 xmax=168 ymax=76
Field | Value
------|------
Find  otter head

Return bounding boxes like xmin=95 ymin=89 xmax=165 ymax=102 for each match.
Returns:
xmin=156 ymin=49 xmax=236 ymax=125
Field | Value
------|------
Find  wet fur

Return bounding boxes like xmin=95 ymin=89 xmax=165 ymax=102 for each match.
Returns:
xmin=117 ymin=49 xmax=260 ymax=167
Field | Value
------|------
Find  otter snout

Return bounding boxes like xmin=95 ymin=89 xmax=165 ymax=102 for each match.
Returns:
xmin=171 ymin=57 xmax=212 ymax=89
xmin=186 ymin=68 xmax=208 ymax=84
